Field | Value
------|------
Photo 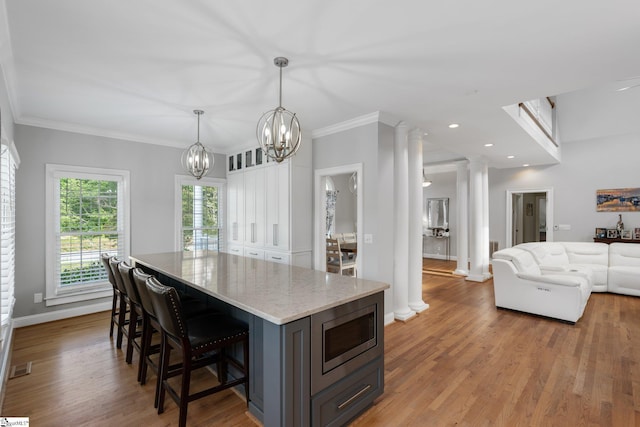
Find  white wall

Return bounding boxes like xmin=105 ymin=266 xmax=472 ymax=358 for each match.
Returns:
xmin=13 ymin=124 xmax=226 ymax=317
xmin=313 ymin=122 xmax=396 ymax=319
xmin=423 ymin=171 xmax=458 ymax=259
xmin=489 ymin=133 xmax=640 ymax=250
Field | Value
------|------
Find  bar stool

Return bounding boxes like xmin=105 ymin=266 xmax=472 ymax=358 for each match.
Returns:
xmin=100 ymin=253 xmax=122 ymax=339
xmin=108 ymin=256 xmax=130 ymax=349
xmin=118 ymin=262 xmax=145 ymax=368
xmin=145 ymin=276 xmax=249 ymax=427
xmin=132 ymin=268 xmax=211 ymax=407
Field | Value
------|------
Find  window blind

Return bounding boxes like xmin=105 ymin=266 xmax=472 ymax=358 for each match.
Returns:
xmin=1 ymin=142 xmax=17 ymax=336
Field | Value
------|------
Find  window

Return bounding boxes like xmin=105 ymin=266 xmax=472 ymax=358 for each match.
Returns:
xmin=46 ymin=165 xmax=130 ymax=306
xmin=1 ymin=139 xmax=18 ymax=343
xmin=175 ymin=176 xmax=224 ymax=252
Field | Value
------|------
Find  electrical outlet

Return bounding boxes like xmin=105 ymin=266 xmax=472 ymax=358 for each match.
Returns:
xmin=34 ymin=293 xmax=43 ymax=303
xmin=364 ymin=234 xmax=373 ymax=244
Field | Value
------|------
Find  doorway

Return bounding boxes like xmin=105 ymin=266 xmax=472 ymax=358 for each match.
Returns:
xmin=506 ymin=188 xmax=554 ymax=247
xmin=314 ymin=164 xmax=363 ymax=273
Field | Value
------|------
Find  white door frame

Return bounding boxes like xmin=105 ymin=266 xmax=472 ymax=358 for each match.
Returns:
xmin=314 ymin=163 xmax=364 ymax=272
xmin=505 ymin=188 xmax=554 ymax=248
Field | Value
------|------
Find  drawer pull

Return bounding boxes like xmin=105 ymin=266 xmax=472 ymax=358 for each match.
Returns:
xmin=271 ymin=256 xmax=282 ymax=260
xmin=337 ymin=384 xmax=372 ymax=410
xmin=249 ymin=252 xmax=258 ymax=256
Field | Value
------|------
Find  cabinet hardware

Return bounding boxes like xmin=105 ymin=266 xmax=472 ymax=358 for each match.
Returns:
xmin=337 ymin=384 xmax=372 ymax=410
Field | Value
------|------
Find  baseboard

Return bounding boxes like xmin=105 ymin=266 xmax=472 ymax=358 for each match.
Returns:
xmin=384 ymin=312 xmax=396 ymax=326
xmin=0 ymin=319 xmax=15 ymax=412
xmin=13 ymin=301 xmax=111 ymax=328
xmin=423 ymin=253 xmax=457 ymax=261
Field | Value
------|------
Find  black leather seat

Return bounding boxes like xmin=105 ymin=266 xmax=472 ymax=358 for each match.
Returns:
xmin=145 ymin=276 xmax=249 ymax=427
xmin=132 ymin=268 xmax=210 ymax=408
xmin=107 ymin=256 xmax=130 ymax=349
xmin=118 ymin=262 xmax=145 ymax=369
xmin=100 ymin=253 xmax=123 ymax=340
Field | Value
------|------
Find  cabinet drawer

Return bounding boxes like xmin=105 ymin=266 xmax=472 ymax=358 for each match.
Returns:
xmin=225 ymin=245 xmax=243 ymax=256
xmin=265 ymin=251 xmax=290 ymax=265
xmin=243 ymin=248 xmax=265 ymax=260
xmin=312 ymin=358 xmax=383 ymax=427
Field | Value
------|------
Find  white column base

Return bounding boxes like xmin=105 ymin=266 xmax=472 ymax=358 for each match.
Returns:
xmin=454 ymin=268 xmax=469 ymax=276
xmin=465 ymin=272 xmax=493 ymax=282
xmin=408 ymin=301 xmax=429 ymax=313
xmin=394 ymin=309 xmax=417 ymax=322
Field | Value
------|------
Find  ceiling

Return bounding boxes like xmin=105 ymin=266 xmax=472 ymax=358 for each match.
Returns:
xmin=2 ymin=0 xmax=640 ymax=169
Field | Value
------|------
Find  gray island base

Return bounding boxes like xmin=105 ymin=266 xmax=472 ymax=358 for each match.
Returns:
xmin=130 ymin=251 xmax=389 ymax=426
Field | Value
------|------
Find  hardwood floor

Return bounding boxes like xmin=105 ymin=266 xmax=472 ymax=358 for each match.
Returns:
xmin=4 ymin=263 xmax=640 ymax=426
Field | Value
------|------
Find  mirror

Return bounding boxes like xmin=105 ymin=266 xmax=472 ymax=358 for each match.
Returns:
xmin=427 ymin=198 xmax=449 ymax=230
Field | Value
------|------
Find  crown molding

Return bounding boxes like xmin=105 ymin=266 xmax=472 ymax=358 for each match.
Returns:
xmin=15 ymin=115 xmax=186 ymax=148
xmin=311 ymin=111 xmax=400 ymax=139
xmin=0 ymin=0 xmax=21 ymax=121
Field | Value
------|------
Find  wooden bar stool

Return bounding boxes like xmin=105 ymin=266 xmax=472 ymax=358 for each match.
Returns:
xmin=100 ymin=253 xmax=122 ymax=339
xmin=145 ymin=276 xmax=249 ymax=427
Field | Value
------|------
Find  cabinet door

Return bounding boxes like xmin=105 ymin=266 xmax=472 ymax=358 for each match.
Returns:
xmin=244 ymin=168 xmax=265 ymax=246
xmin=227 ymin=173 xmax=244 ymax=245
xmin=265 ymin=163 xmax=290 ymax=250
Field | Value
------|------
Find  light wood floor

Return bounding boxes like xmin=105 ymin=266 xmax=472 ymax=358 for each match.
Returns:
xmin=4 ymin=260 xmax=640 ymax=426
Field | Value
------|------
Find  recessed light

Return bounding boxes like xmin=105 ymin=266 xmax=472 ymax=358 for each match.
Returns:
xmin=448 ymin=123 xmax=459 ymax=129
xmin=507 ymin=155 xmax=515 ymax=159
xmin=522 ymin=164 xmax=529 ymax=167
xmin=484 ymin=143 xmax=493 ymax=147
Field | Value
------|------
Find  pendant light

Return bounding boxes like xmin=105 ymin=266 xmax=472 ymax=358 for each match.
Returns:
xmin=256 ymin=57 xmax=301 ymax=163
xmin=182 ymin=110 xmax=212 ymax=180
xmin=348 ymin=172 xmax=357 ymax=193
xmin=423 ymin=171 xmax=432 ymax=187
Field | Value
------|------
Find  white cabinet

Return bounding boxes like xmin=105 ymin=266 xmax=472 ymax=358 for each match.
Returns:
xmin=225 ymin=140 xmax=312 ymax=267
xmin=265 ymin=250 xmax=290 ymax=265
xmin=244 ymin=168 xmax=265 ymax=247
xmin=244 ymin=247 xmax=265 ymax=260
xmin=226 ymin=173 xmax=244 ymax=246
xmin=265 ymin=163 xmax=290 ymax=251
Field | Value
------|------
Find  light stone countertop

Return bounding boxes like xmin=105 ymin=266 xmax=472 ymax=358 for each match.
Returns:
xmin=130 ymin=251 xmax=390 ymax=325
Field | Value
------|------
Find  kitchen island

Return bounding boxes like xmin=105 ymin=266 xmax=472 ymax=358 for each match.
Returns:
xmin=130 ymin=250 xmax=389 ymax=427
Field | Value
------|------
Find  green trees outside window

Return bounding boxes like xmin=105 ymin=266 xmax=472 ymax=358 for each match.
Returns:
xmin=59 ymin=178 xmax=120 ymax=286
xmin=181 ymin=184 xmax=219 ymax=251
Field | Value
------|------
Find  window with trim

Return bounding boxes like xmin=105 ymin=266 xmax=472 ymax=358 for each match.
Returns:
xmin=1 ymin=140 xmax=18 ymax=344
xmin=175 ymin=176 xmax=224 ymax=252
xmin=46 ymin=165 xmax=130 ymax=306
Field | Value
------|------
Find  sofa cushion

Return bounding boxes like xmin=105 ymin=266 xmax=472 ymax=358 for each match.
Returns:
xmin=608 ymin=266 xmax=640 ymax=296
xmin=562 ymin=242 xmax=609 ymax=266
xmin=519 ymin=242 xmax=570 ymax=267
xmin=492 ymin=248 xmax=541 ymax=275
xmin=609 ymin=242 xmax=640 ymax=267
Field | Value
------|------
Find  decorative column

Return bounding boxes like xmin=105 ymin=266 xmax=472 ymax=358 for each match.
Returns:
xmin=481 ymin=161 xmax=492 ymax=278
xmin=408 ymin=129 xmax=429 ymax=313
xmin=466 ymin=157 xmax=491 ymax=282
xmin=454 ymin=160 xmax=469 ymax=276
xmin=393 ymin=122 xmax=416 ymax=321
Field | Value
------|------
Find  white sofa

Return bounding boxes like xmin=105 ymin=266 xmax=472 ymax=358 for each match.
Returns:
xmin=491 ymin=242 xmax=640 ymax=323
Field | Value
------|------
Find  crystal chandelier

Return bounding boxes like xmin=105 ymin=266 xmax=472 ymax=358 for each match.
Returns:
xmin=182 ymin=110 xmax=212 ymax=180
xmin=256 ymin=57 xmax=301 ymax=163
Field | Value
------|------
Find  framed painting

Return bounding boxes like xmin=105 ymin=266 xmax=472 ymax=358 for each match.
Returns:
xmin=597 ymin=188 xmax=640 ymax=212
